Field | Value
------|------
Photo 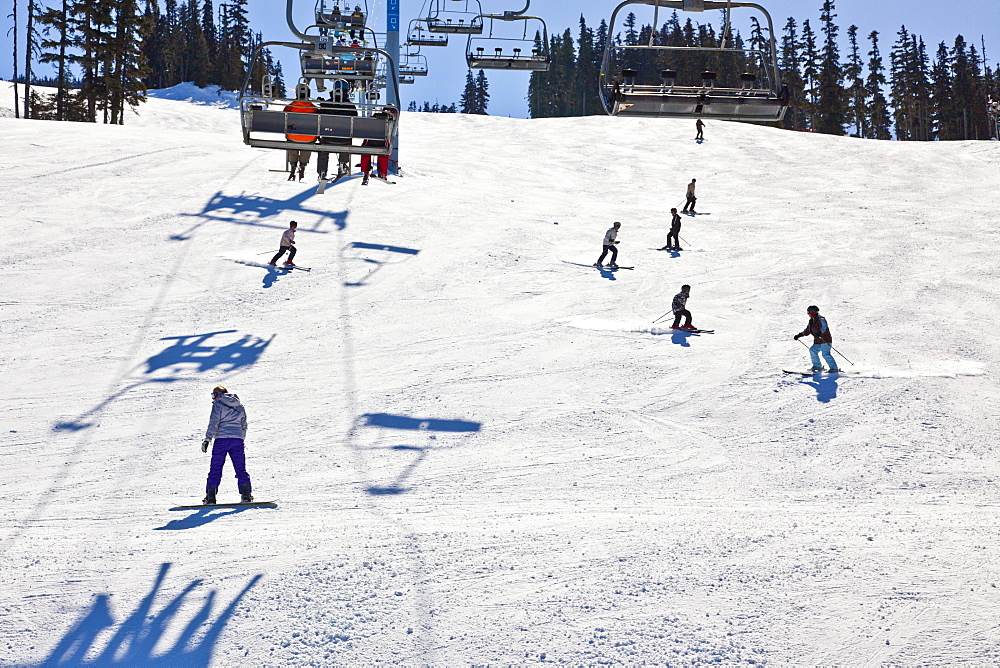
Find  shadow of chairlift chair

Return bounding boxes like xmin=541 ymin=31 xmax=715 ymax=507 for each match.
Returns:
xmin=406 ymin=18 xmax=449 ymax=47
xmin=599 ymin=0 xmax=790 ymax=122
xmin=425 ymin=0 xmax=484 ymax=34
xmin=465 ymin=13 xmax=550 ymax=71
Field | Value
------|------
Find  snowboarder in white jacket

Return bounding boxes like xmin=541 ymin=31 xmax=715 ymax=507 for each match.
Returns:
xmin=594 ymin=222 xmax=621 ymax=268
xmin=268 ymin=221 xmax=298 ymax=267
xmin=201 ymin=386 xmax=253 ymax=504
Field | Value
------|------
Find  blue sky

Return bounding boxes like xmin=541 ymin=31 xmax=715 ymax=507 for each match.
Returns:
xmin=3 ymin=0 xmax=998 ymax=118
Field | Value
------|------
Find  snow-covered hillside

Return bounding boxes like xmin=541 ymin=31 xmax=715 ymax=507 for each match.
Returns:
xmin=2 ymin=80 xmax=1000 ymax=665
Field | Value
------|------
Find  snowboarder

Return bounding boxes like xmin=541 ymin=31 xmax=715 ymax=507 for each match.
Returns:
xmin=695 ymin=119 xmax=705 ymax=140
xmin=671 ymin=284 xmax=694 ymax=329
xmin=793 ymin=305 xmax=840 ymax=372
xmin=268 ymin=221 xmax=298 ymax=267
xmin=594 ymin=222 xmax=621 ymax=268
xmin=660 ymin=208 xmax=682 ymax=250
xmin=201 ymin=386 xmax=253 ymax=504
xmin=682 ymin=179 xmax=697 ymax=214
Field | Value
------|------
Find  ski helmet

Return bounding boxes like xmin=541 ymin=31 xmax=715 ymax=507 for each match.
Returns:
xmin=807 ymin=305 xmax=820 ymax=313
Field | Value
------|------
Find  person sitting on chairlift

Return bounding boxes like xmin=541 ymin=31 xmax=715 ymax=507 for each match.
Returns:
xmin=317 ymin=82 xmax=358 ymax=181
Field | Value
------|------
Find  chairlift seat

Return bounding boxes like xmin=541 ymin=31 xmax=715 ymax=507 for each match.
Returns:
xmin=246 ymin=109 xmax=396 ymax=154
xmin=407 ymin=34 xmax=449 ymax=46
xmin=426 ymin=17 xmax=483 ymax=34
xmin=613 ymin=87 xmax=787 ymax=121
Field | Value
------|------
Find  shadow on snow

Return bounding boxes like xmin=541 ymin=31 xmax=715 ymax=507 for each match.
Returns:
xmin=39 ymin=563 xmax=261 ymax=667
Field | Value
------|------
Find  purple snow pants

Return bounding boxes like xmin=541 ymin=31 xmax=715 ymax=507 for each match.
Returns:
xmin=206 ymin=437 xmax=252 ymax=491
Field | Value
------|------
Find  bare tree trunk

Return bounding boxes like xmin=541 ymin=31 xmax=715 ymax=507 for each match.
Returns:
xmin=24 ymin=0 xmax=34 ymax=119
xmin=12 ymin=0 xmax=20 ymax=118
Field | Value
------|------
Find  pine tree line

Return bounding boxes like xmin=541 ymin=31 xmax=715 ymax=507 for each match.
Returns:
xmin=11 ymin=0 xmax=283 ymax=124
xmin=407 ymin=100 xmax=458 ymax=113
xmin=459 ymin=69 xmax=490 ymax=114
xmin=528 ymin=2 xmax=1000 ymax=140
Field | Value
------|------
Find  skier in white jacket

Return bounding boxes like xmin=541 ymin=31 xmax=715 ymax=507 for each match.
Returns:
xmin=268 ymin=221 xmax=298 ymax=267
xmin=594 ymin=222 xmax=621 ymax=268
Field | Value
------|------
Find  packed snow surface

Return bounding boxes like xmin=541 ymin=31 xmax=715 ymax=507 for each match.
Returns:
xmin=1 ymin=81 xmax=1000 ymax=665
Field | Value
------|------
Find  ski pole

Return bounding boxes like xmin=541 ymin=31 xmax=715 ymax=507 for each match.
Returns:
xmin=652 ymin=310 xmax=673 ymax=325
xmin=679 ymin=234 xmax=690 ymax=246
xmin=831 ymin=345 xmax=855 ymax=366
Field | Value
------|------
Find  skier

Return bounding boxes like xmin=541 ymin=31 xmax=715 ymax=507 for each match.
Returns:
xmin=793 ymin=305 xmax=840 ymax=372
xmin=670 ymin=284 xmax=694 ymax=330
xmin=285 ymin=149 xmax=311 ymax=182
xmin=695 ymin=119 xmax=705 ymax=140
xmin=201 ymin=385 xmax=253 ymax=504
xmin=594 ymin=222 xmax=621 ymax=268
xmin=268 ymin=220 xmax=298 ymax=267
xmin=660 ymin=208 xmax=682 ymax=250
xmin=682 ymin=178 xmax=697 ymax=214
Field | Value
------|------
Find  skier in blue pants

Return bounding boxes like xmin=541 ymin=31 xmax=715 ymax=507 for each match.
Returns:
xmin=201 ymin=385 xmax=253 ymax=504
xmin=793 ymin=305 xmax=840 ymax=372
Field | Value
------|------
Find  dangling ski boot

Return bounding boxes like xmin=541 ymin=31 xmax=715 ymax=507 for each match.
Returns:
xmin=239 ymin=484 xmax=253 ymax=503
xmin=203 ymin=486 xmax=218 ymax=505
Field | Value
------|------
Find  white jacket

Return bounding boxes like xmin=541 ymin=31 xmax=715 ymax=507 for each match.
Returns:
xmin=603 ymin=227 xmax=619 ymax=246
xmin=280 ymin=228 xmax=296 ymax=246
xmin=205 ymin=393 xmax=248 ymax=440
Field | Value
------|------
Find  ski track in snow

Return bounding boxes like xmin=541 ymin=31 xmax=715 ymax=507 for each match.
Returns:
xmin=2 ymin=81 xmax=1000 ymax=664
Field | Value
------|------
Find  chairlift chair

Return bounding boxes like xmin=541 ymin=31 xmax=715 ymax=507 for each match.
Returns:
xmin=399 ymin=53 xmax=430 ymax=76
xmin=314 ymin=0 xmax=367 ymax=31
xmin=425 ymin=0 xmax=484 ymax=34
xmin=240 ymin=40 xmax=401 ymax=158
xmin=599 ymin=0 xmax=789 ymax=121
xmin=466 ymin=13 xmax=550 ymax=71
xmin=406 ymin=18 xmax=449 ymax=46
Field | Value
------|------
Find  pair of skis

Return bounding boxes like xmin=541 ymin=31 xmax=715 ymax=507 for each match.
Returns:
xmin=669 ymin=326 xmax=714 ymax=334
xmin=782 ymin=369 xmax=857 ymax=376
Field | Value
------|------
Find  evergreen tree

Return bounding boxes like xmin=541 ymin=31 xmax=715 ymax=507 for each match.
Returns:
xmin=930 ymin=41 xmax=954 ymax=138
xmin=24 ymin=0 xmax=42 ymax=118
xmin=865 ymin=30 xmax=892 ymax=139
xmin=815 ymin=0 xmax=845 ymax=135
xmin=843 ymin=25 xmax=865 ymax=137
xmin=799 ymin=19 xmax=819 ymax=128
xmin=11 ymin=0 xmax=20 ymax=117
xmin=474 ymin=68 xmax=490 ymax=114
xmin=779 ymin=17 xmax=805 ymax=130
xmin=459 ymin=68 xmax=477 ymax=113
xmin=37 ymin=0 xmax=74 ymax=120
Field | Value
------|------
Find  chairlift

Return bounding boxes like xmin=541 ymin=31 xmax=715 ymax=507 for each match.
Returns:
xmin=399 ymin=53 xmax=430 ymax=76
xmin=314 ymin=0 xmax=367 ymax=31
xmin=239 ymin=1 xmax=401 ymax=164
xmin=599 ymin=0 xmax=789 ymax=121
xmin=406 ymin=18 xmax=449 ymax=46
xmin=425 ymin=0 xmax=484 ymax=34
xmin=466 ymin=13 xmax=550 ymax=71
xmin=400 ymin=75 xmax=417 ymax=84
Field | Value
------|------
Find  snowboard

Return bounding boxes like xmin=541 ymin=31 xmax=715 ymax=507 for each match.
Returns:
xmin=170 ymin=500 xmax=278 ymax=511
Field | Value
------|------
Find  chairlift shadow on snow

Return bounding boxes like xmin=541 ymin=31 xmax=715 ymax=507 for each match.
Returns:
xmin=53 ymin=331 xmax=273 ymax=432
xmin=169 ymin=188 xmax=348 ymax=241
xmin=39 ymin=562 xmax=261 ymax=667
xmin=350 ymin=413 xmax=482 ymax=495
xmin=343 ymin=242 xmax=421 ymax=287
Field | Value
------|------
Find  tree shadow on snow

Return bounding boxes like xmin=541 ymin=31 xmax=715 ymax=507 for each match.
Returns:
xmin=39 ymin=562 xmax=261 ymax=667
xmin=350 ymin=413 xmax=482 ymax=495
xmin=154 ymin=504 xmax=272 ymax=531
xmin=799 ymin=375 xmax=839 ymax=403
xmin=169 ymin=188 xmax=348 ymax=241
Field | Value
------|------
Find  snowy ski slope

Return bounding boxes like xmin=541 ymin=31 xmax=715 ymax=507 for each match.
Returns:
xmin=2 ymin=81 xmax=1000 ymax=664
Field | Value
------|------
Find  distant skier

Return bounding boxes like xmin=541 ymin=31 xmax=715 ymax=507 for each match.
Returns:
xmin=201 ymin=386 xmax=253 ymax=504
xmin=695 ymin=119 xmax=705 ymax=140
xmin=268 ymin=220 xmax=298 ymax=267
xmin=670 ymin=284 xmax=694 ymax=330
xmin=594 ymin=222 xmax=621 ymax=268
xmin=660 ymin=208 xmax=682 ymax=250
xmin=682 ymin=178 xmax=697 ymax=214
xmin=793 ymin=305 xmax=840 ymax=372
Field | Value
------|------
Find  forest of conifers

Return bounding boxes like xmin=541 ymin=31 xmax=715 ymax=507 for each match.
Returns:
xmin=528 ymin=1 xmax=1000 ymax=140
xmin=8 ymin=0 xmax=1000 ymax=139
